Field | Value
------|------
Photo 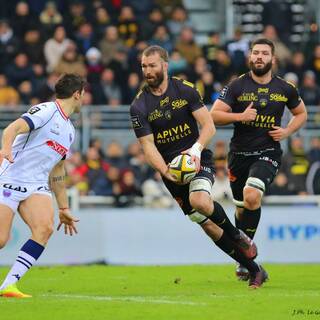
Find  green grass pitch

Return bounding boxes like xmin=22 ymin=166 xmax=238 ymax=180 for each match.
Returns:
xmin=0 ymin=264 xmax=319 ymax=320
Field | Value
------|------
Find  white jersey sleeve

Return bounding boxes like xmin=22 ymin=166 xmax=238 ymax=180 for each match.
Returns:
xmin=21 ymin=103 xmax=56 ymax=130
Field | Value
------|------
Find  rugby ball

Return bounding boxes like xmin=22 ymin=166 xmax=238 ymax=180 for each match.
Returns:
xmin=168 ymin=154 xmax=197 ymax=184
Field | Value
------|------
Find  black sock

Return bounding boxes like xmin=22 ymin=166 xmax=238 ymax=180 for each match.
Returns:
xmin=214 ymin=232 xmax=260 ymax=273
xmin=235 ymin=212 xmax=242 ymax=229
xmin=241 ymin=207 xmax=261 ymax=239
xmin=209 ymin=201 xmax=240 ymax=241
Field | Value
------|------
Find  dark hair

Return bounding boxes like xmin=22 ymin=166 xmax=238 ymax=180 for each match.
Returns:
xmin=250 ymin=38 xmax=275 ymax=55
xmin=55 ymin=74 xmax=86 ymax=99
xmin=142 ymin=45 xmax=169 ymax=62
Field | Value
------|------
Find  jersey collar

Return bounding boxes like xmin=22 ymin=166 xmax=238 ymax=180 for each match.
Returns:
xmin=55 ymin=100 xmax=69 ymax=120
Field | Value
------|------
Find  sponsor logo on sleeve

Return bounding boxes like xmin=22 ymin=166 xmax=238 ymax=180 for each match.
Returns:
xmin=131 ymin=115 xmax=142 ymax=129
xmin=28 ymin=106 xmax=41 ymax=114
xmin=219 ymin=86 xmax=228 ymax=99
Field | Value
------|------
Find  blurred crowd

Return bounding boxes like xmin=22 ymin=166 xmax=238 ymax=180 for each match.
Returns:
xmin=63 ymin=136 xmax=320 ymax=206
xmin=0 ymin=0 xmax=320 ymax=205
xmin=1 ymin=0 xmax=320 ymax=108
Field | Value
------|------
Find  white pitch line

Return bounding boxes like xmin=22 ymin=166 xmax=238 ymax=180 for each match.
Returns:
xmin=42 ymin=294 xmax=208 ymax=306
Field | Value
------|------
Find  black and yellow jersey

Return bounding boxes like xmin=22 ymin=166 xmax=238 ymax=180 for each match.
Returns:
xmin=218 ymin=72 xmax=301 ymax=152
xmin=130 ymin=77 xmax=210 ymax=162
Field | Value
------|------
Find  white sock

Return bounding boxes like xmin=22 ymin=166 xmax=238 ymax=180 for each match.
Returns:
xmin=0 ymin=251 xmax=36 ymax=290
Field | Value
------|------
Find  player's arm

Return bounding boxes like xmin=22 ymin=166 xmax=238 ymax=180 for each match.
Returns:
xmin=183 ymin=106 xmax=216 ymax=172
xmin=0 ymin=118 xmax=30 ymax=164
xmin=268 ymin=101 xmax=307 ymax=141
xmin=138 ymin=134 xmax=177 ymax=182
xmin=210 ymin=100 xmax=257 ymax=125
xmin=49 ymin=160 xmax=79 ymax=236
xmin=192 ymin=106 xmax=216 ymax=148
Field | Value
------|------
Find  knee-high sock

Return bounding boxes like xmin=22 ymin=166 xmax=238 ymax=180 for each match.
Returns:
xmin=209 ymin=201 xmax=240 ymax=240
xmin=0 ymin=239 xmax=44 ymax=290
xmin=241 ymin=207 xmax=261 ymax=239
xmin=214 ymin=231 xmax=260 ymax=273
xmin=235 ymin=211 xmax=242 ymax=229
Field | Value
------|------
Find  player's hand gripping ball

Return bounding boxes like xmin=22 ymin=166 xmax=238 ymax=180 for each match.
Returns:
xmin=168 ymin=154 xmax=197 ymax=184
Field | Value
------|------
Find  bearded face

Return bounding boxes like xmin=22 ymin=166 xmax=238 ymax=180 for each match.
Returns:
xmin=249 ymin=60 xmax=273 ymax=76
xmin=141 ymin=53 xmax=166 ymax=89
xmin=249 ymin=44 xmax=274 ymax=77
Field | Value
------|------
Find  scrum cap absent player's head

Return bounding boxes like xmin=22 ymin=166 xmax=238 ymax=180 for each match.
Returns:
xmin=141 ymin=45 xmax=169 ymax=89
xmin=249 ymin=38 xmax=275 ymax=77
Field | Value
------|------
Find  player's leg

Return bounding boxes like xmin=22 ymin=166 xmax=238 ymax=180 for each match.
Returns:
xmin=0 ymin=194 xmax=54 ymax=294
xmin=241 ymin=152 xmax=280 ymax=239
xmin=188 ymin=192 xmax=266 ymax=288
xmin=0 ymin=204 xmax=15 ymax=250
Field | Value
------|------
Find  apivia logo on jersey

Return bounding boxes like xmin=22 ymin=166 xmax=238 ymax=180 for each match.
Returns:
xmin=46 ymin=140 xmax=67 ymax=156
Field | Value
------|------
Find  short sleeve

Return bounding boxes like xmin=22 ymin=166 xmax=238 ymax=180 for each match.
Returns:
xmin=130 ymin=102 xmax=152 ymax=138
xmin=21 ymin=103 xmax=55 ymax=130
xmin=182 ymin=80 xmax=205 ymax=112
xmin=218 ymin=80 xmax=238 ymax=108
xmin=286 ymin=83 xmax=302 ymax=109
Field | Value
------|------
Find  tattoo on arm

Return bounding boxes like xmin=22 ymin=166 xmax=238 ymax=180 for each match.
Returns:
xmin=51 ymin=175 xmax=65 ymax=183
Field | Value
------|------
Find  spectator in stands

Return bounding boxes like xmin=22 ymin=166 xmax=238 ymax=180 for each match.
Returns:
xmin=65 ymin=151 xmax=88 ymax=195
xmin=12 ymin=1 xmax=39 ymax=40
xmin=299 ymin=70 xmax=320 ymax=106
xmin=308 ymin=44 xmax=320 ymax=84
xmin=77 ymin=147 xmax=111 ymax=196
xmin=175 ymin=26 xmax=202 ymax=65
xmin=5 ymin=53 xmax=34 ymax=88
xmin=0 ymin=19 xmax=20 ymax=73
xmin=308 ymin=137 xmax=320 ymax=164
xmin=123 ymin=72 xmax=140 ymax=104
xmin=39 ymin=1 xmax=63 ymax=37
xmin=99 ymin=25 xmax=127 ymax=66
xmin=226 ymin=27 xmax=250 ymax=75
xmin=167 ymin=5 xmax=193 ymax=41
xmin=188 ymin=56 xmax=209 ymax=82
xmin=117 ymin=169 xmax=143 ymax=206
xmin=22 ymin=28 xmax=45 ymax=66
xmin=203 ymin=32 xmax=222 ymax=69
xmin=105 ymin=141 xmax=128 ymax=169
xmin=94 ymin=68 xmax=122 ymax=105
xmin=210 ymin=48 xmax=234 ymax=84
xmin=89 ymin=137 xmax=105 ymax=158
xmin=142 ymin=171 xmax=173 ymax=208
xmin=196 ymin=70 xmax=218 ymax=105
xmin=35 ymin=72 xmax=59 ymax=102
xmin=211 ymin=166 xmax=233 ymax=202
xmin=282 ymin=137 xmax=310 ymax=194
xmin=17 ymin=80 xmax=33 ymax=104
xmin=267 ymin=172 xmax=296 ymax=195
xmin=148 ymin=24 xmax=173 ymax=54
xmin=93 ymin=6 xmax=112 ymax=40
xmin=127 ymin=40 xmax=148 ymax=75
xmin=168 ymin=49 xmax=188 ymax=76
xmin=54 ymin=42 xmax=87 ymax=77
xmin=283 ymin=72 xmax=299 ymax=88
xmin=75 ymin=22 xmax=97 ymax=55
xmin=127 ymin=143 xmax=155 ymax=185
xmin=213 ymin=140 xmax=228 ymax=169
xmin=85 ymin=47 xmax=104 ymax=86
xmin=63 ymin=0 xmax=89 ymax=36
xmin=262 ymin=25 xmax=292 ymax=69
xmin=117 ymin=6 xmax=139 ymax=48
xmin=285 ymin=51 xmax=306 ymax=85
xmin=32 ymin=64 xmax=47 ymax=94
xmin=44 ymin=25 xmax=71 ymax=72
xmin=0 ymin=73 xmax=19 ymax=107
xmin=141 ymin=7 xmax=165 ymax=40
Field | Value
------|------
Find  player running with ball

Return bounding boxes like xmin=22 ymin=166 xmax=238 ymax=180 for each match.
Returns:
xmin=0 ymin=74 xmax=85 ymax=298
xmin=130 ymin=45 xmax=268 ymax=288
